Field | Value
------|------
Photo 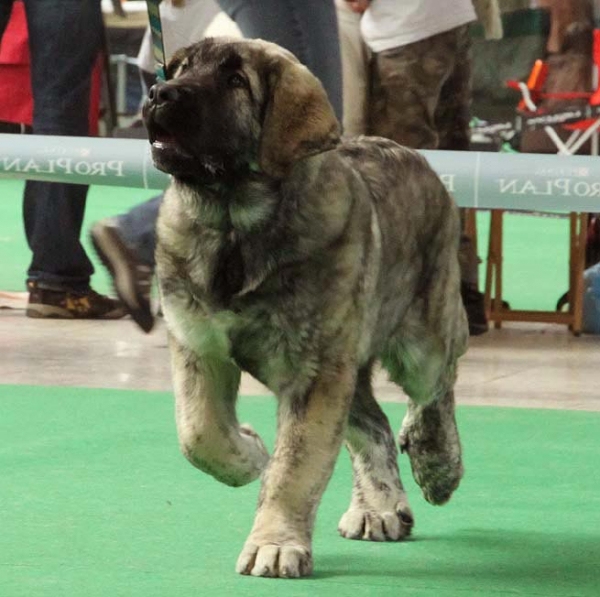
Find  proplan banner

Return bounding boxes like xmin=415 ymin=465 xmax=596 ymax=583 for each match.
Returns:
xmin=0 ymin=134 xmax=168 ymax=190
xmin=2 ymin=134 xmax=600 ymax=212
xmin=422 ymin=150 xmax=600 ymax=212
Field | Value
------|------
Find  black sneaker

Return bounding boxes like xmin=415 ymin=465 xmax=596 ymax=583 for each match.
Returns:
xmin=90 ymin=218 xmax=155 ymax=333
xmin=460 ymin=281 xmax=488 ymax=336
xmin=26 ymin=282 xmax=126 ymax=319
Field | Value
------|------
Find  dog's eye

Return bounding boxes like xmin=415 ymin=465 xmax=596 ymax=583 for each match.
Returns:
xmin=227 ymin=73 xmax=247 ymax=89
xmin=171 ymin=58 xmax=190 ymax=79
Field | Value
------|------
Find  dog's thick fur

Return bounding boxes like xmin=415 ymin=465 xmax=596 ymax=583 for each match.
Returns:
xmin=144 ymin=37 xmax=468 ymax=579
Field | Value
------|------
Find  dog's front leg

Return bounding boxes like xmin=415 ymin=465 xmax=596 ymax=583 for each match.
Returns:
xmin=236 ymin=365 xmax=354 ymax=579
xmin=169 ymin=336 xmax=270 ymax=487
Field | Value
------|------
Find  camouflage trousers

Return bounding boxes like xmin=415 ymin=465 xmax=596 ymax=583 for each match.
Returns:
xmin=368 ymin=25 xmax=479 ymax=287
xmin=367 ymin=24 xmax=472 ymax=151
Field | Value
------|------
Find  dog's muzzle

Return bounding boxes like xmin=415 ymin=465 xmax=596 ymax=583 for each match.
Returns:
xmin=143 ymin=82 xmax=198 ymax=173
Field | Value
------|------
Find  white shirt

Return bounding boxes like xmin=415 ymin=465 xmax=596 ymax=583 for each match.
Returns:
xmin=361 ymin=0 xmax=477 ymax=53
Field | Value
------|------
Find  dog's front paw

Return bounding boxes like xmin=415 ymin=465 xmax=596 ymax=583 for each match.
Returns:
xmin=236 ymin=542 xmax=313 ymax=578
xmin=338 ymin=504 xmax=414 ymax=541
xmin=399 ymin=418 xmax=463 ymax=505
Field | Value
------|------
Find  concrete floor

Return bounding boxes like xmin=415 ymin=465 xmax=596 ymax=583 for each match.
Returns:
xmin=2 ymin=300 xmax=599 ymax=411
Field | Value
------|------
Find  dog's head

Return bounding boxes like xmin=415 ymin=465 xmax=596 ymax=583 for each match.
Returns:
xmin=143 ymin=37 xmax=341 ymax=182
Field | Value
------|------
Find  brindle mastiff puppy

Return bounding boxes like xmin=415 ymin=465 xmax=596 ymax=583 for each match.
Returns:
xmin=143 ymin=37 xmax=468 ymax=579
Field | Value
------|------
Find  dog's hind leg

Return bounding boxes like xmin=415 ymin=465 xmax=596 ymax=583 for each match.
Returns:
xmin=338 ymin=362 xmax=414 ymax=541
xmin=236 ymin=363 xmax=355 ymax=578
xmin=399 ymin=386 xmax=463 ymax=506
xmin=382 ymin=326 xmax=465 ymax=506
xmin=169 ymin=336 xmax=270 ymax=488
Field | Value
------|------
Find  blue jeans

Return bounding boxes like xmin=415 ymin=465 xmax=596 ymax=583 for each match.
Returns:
xmin=116 ymin=0 xmax=343 ymax=267
xmin=0 ymin=0 xmax=103 ymax=291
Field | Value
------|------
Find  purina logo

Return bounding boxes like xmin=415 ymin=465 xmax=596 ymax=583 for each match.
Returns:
xmin=1 ymin=156 xmax=126 ymax=177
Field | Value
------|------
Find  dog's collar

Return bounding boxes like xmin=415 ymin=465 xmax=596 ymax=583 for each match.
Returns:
xmin=173 ymin=160 xmax=266 ymax=199
xmin=202 ymin=160 xmax=263 ymax=192
xmin=204 ymin=181 xmax=226 ymax=193
xmin=248 ymin=161 xmax=261 ymax=174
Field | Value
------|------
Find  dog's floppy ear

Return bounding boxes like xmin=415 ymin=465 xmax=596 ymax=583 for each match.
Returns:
xmin=258 ymin=55 xmax=341 ymax=178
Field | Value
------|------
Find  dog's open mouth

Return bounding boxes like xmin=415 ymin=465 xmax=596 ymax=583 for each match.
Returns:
xmin=148 ymin=122 xmax=192 ymax=157
xmin=144 ymin=110 xmax=239 ymax=182
xmin=145 ymin=118 xmax=202 ymax=179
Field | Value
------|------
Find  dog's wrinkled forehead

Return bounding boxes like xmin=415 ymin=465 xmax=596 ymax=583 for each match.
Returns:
xmin=166 ymin=37 xmax=299 ymax=81
xmin=167 ymin=38 xmax=235 ymax=79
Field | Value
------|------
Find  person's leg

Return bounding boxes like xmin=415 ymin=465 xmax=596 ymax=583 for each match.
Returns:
xmin=114 ymin=195 xmax=163 ymax=268
xmin=22 ymin=0 xmax=124 ymax=319
xmin=434 ymin=26 xmax=488 ymax=335
xmin=216 ymin=0 xmax=343 ymax=122
xmin=90 ymin=196 xmax=163 ymax=333
xmin=23 ymin=0 xmax=102 ymax=291
xmin=335 ymin=1 xmax=369 ymax=136
xmin=435 ymin=25 xmax=472 ymax=153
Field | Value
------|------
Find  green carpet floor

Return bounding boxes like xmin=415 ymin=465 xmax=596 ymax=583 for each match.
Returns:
xmin=1 ymin=175 xmax=595 ymax=595
xmin=1 ymin=385 xmax=598 ymax=597
xmin=0 ymin=180 xmax=571 ymax=310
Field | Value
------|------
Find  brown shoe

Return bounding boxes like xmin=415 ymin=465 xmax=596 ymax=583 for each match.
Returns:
xmin=26 ymin=281 xmax=126 ymax=320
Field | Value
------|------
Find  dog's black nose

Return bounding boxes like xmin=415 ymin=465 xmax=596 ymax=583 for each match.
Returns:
xmin=148 ymin=82 xmax=181 ymax=106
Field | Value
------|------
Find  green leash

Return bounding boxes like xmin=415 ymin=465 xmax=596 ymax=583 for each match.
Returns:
xmin=145 ymin=0 xmax=168 ymax=81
